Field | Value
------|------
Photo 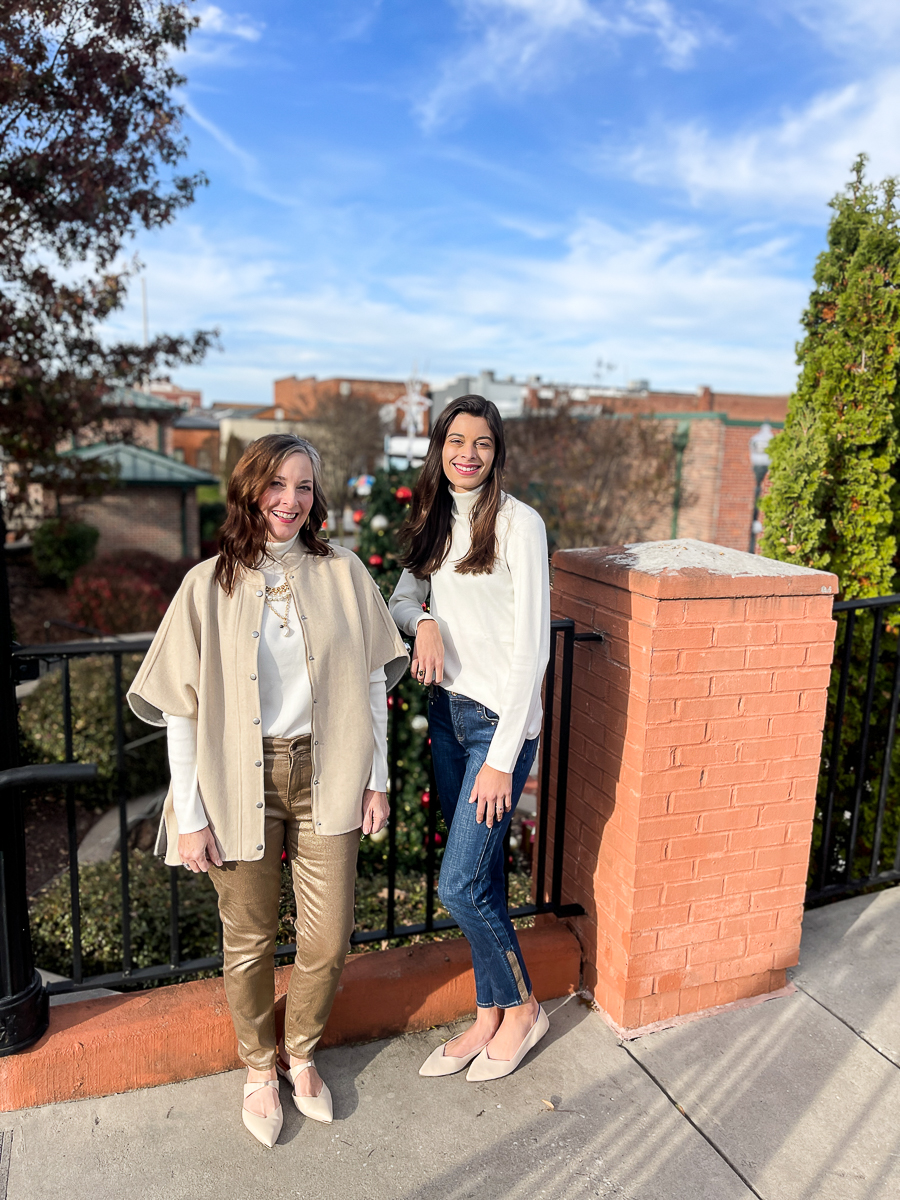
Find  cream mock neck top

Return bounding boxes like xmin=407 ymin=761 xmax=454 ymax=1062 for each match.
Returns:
xmin=390 ymin=486 xmax=550 ymax=773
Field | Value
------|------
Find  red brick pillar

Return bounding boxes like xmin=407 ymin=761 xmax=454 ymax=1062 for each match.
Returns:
xmin=548 ymin=539 xmax=838 ymax=1034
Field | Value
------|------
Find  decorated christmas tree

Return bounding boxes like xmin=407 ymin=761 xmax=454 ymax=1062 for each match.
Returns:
xmin=355 ymin=467 xmax=441 ymax=880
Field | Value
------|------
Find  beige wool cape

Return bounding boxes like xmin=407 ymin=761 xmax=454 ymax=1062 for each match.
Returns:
xmin=127 ymin=543 xmax=409 ymax=866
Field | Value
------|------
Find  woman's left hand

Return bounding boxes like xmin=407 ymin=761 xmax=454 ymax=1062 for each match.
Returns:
xmin=361 ymin=789 xmax=390 ymax=835
xmin=469 ymin=764 xmax=513 ymax=827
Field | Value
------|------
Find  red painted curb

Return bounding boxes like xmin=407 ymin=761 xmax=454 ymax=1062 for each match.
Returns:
xmin=1 ymin=922 xmax=580 ymax=1112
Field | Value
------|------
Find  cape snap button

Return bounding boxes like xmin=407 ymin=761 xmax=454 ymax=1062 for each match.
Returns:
xmin=252 ymin=718 xmax=260 ymax=725
xmin=256 ymin=590 xmax=263 ymax=597
xmin=255 ymin=760 xmax=262 ymax=767
xmin=256 ymin=844 xmax=263 ymax=851
xmin=256 ymin=802 xmax=263 ymax=809
xmin=250 ymin=673 xmax=257 ymax=680
xmin=251 ymin=631 xmax=259 ymax=638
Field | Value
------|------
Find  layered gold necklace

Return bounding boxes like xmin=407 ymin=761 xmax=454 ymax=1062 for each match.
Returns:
xmin=264 ymin=580 xmax=294 ymax=638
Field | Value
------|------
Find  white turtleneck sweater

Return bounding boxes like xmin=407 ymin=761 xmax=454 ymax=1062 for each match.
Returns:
xmin=165 ymin=534 xmax=389 ymax=835
xmin=389 ymin=486 xmax=550 ymax=774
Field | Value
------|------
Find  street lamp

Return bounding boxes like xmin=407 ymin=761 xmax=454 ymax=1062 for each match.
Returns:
xmin=748 ymin=423 xmax=774 ymax=554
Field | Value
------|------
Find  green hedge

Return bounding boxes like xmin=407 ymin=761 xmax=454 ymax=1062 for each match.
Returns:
xmin=18 ymin=654 xmax=168 ymax=811
xmin=31 ymin=518 xmax=99 ymax=586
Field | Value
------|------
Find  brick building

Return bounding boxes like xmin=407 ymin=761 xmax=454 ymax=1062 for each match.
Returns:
xmin=433 ymin=374 xmax=787 ymax=556
xmin=170 ymin=408 xmax=220 ymax=474
xmin=64 ymin=443 xmax=217 ymax=560
xmin=637 ymin=411 xmax=785 ymax=553
xmin=264 ymin=376 xmax=429 ymax=434
xmin=145 ymin=377 xmax=202 ymax=411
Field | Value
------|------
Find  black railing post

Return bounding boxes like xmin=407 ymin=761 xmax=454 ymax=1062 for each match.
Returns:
xmin=0 ymin=498 xmax=45 ymax=1057
xmin=0 ymin=763 xmax=97 ymax=1055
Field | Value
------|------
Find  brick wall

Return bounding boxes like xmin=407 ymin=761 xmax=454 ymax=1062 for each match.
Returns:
xmin=547 ymin=539 xmax=837 ymax=1033
xmin=268 ymin=376 xmax=427 ymax=433
xmin=75 ymin=487 xmax=199 ymax=561
xmin=638 ymin=416 xmax=778 ymax=553
xmin=713 ymin=424 xmax=761 ymax=552
xmin=171 ymin=427 xmax=219 ymax=473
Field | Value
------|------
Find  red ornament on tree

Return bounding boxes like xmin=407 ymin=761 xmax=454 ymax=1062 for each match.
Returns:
xmin=352 ymin=509 xmax=365 ymax=525
xmin=368 ymin=554 xmax=383 ymax=566
xmin=394 ymin=485 xmax=412 ymax=502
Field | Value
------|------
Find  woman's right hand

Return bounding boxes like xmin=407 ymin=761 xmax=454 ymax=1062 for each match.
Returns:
xmin=177 ymin=826 xmax=223 ymax=873
xmin=412 ymin=618 xmax=444 ymax=685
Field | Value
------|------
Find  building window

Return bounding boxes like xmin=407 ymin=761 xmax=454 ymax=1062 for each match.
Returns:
xmin=339 ymin=381 xmax=351 ymax=396
xmin=172 ymin=447 xmax=185 ymax=462
xmin=197 ymin=449 xmax=211 ymax=471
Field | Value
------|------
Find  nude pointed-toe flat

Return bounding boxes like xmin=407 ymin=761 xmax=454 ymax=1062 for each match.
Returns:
xmin=242 ymin=1079 xmax=283 ymax=1149
xmin=465 ymin=1005 xmax=550 ymax=1082
xmin=418 ymin=1037 xmax=490 ymax=1077
xmin=277 ymin=1058 xmax=333 ymax=1124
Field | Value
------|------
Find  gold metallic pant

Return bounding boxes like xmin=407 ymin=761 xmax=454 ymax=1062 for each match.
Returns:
xmin=210 ymin=736 xmax=360 ymax=1070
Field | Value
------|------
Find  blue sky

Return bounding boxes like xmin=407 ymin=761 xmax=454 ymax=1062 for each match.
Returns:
xmin=112 ymin=0 xmax=900 ymax=404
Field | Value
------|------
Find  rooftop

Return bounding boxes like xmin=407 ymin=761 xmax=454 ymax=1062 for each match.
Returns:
xmin=63 ymin=442 xmax=219 ymax=487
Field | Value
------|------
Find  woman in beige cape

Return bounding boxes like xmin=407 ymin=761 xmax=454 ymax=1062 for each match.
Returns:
xmin=128 ymin=434 xmax=407 ymax=1148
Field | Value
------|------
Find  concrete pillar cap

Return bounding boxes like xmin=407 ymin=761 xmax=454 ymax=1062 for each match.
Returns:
xmin=553 ymin=538 xmax=838 ymax=600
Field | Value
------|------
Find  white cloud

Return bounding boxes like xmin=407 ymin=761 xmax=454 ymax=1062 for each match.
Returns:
xmin=194 ymin=5 xmax=263 ymax=42
xmin=115 ymin=212 xmax=805 ymax=403
xmin=417 ymin=0 xmax=716 ymax=129
xmin=182 ymin=100 xmax=300 ymax=208
xmin=775 ymin=0 xmax=900 ymax=55
xmin=619 ymin=67 xmax=900 ymax=219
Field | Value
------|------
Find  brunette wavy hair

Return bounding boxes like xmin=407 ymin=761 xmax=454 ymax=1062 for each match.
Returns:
xmin=399 ymin=394 xmax=506 ymax=579
xmin=214 ymin=433 xmax=331 ymax=595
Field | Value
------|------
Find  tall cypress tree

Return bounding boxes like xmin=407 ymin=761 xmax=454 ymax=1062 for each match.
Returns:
xmin=760 ymin=156 xmax=900 ymax=600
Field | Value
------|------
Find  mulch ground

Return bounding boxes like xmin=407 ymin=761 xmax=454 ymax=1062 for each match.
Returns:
xmin=24 ymin=794 xmax=100 ymax=896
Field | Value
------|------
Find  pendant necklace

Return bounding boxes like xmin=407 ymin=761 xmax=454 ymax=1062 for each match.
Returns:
xmin=264 ymin=580 xmax=293 ymax=637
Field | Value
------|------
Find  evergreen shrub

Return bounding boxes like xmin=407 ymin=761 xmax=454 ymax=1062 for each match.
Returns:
xmin=354 ymin=466 xmax=437 ymax=874
xmin=760 ymin=157 xmax=900 ymax=889
xmin=31 ymin=518 xmax=99 ymax=585
xmin=18 ymin=654 xmax=168 ymax=810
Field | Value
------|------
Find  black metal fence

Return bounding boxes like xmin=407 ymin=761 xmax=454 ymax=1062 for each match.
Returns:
xmin=13 ymin=620 xmax=594 ymax=998
xmin=808 ymin=593 xmax=900 ymax=905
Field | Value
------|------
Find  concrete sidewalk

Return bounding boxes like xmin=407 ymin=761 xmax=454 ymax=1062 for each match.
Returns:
xmin=5 ymin=889 xmax=900 ymax=1200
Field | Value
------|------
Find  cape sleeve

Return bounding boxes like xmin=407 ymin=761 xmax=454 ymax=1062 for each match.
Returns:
xmin=126 ymin=572 xmax=204 ymax=727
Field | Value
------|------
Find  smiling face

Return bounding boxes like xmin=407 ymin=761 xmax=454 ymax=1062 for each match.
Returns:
xmin=257 ymin=451 xmax=315 ymax=542
xmin=441 ymin=414 xmax=496 ymax=493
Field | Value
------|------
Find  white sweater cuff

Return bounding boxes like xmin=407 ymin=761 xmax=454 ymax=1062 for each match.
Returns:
xmin=164 ymin=713 xmax=208 ymax=835
xmin=367 ymin=668 xmax=389 ymax=792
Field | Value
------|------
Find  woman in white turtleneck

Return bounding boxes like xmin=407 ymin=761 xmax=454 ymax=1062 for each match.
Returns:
xmin=389 ymin=395 xmax=551 ymax=1084
xmin=128 ymin=435 xmax=407 ymax=1149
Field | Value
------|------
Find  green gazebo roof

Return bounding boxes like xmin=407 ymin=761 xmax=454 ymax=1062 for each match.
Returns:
xmin=63 ymin=442 xmax=218 ymax=487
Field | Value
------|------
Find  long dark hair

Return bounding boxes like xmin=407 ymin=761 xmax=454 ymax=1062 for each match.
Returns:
xmin=399 ymin=395 xmax=506 ymax=579
xmin=214 ymin=434 xmax=331 ymax=595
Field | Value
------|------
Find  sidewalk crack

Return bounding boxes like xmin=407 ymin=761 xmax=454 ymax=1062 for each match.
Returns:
xmin=792 ymin=981 xmax=900 ymax=1069
xmin=0 ymin=1129 xmax=12 ymax=1200
xmin=620 ymin=1045 xmax=766 ymax=1200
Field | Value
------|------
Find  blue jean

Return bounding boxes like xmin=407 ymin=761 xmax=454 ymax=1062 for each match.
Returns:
xmin=429 ymin=686 xmax=539 ymax=1009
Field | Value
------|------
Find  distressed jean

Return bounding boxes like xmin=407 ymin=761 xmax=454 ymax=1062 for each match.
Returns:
xmin=429 ymin=686 xmax=539 ymax=1009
